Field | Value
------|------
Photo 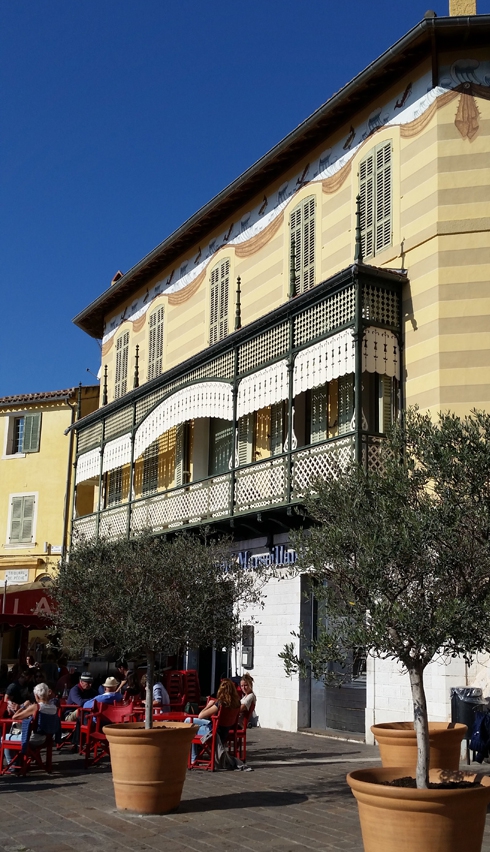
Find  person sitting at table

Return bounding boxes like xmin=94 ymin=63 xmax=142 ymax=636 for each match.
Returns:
xmin=239 ymin=673 xmax=256 ymax=724
xmin=3 ymin=683 xmax=59 ymax=773
xmin=123 ymin=672 xmax=144 ymax=700
xmin=64 ymin=672 xmax=97 ymax=721
xmin=186 ymin=678 xmax=240 ymax=763
xmin=140 ymin=674 xmax=170 ymax=710
xmin=82 ymin=677 xmax=123 ymax=709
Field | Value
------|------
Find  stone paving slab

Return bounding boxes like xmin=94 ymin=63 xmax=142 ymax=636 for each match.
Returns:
xmin=1 ymin=728 xmax=490 ymax=852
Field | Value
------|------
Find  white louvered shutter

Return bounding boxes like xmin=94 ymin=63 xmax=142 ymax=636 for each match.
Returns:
xmin=238 ymin=414 xmax=253 ymax=466
xmin=271 ymin=402 xmax=284 ymax=456
xmin=375 ymin=142 xmax=392 ymax=253
xmin=310 ymin=385 xmax=328 ymax=444
xmin=174 ymin=424 xmax=185 ymax=486
xmin=23 ymin=413 xmax=42 ymax=453
xmin=359 ymin=153 xmax=374 ymax=259
xmin=339 ymin=376 xmax=354 ymax=434
xmin=210 ymin=259 xmax=230 ymax=344
xmin=290 ymin=196 xmax=315 ymax=295
xmin=114 ymin=332 xmax=129 ymax=399
xmin=148 ymin=307 xmax=164 ymax=381
xmin=9 ymin=495 xmax=35 ymax=543
xmin=378 ymin=375 xmax=393 ymax=433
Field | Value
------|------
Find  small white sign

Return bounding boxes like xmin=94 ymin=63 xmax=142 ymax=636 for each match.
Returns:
xmin=50 ymin=545 xmax=62 ymax=554
xmin=5 ymin=569 xmax=29 ymax=584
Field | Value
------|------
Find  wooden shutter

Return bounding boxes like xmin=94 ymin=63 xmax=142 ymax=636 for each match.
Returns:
xmin=23 ymin=413 xmax=42 ymax=453
xmin=107 ymin=469 xmax=123 ymax=506
xmin=174 ymin=424 xmax=185 ymax=486
xmin=238 ymin=414 xmax=253 ymax=465
xmin=338 ymin=376 xmax=354 ymax=434
xmin=142 ymin=440 xmax=159 ymax=494
xmin=375 ymin=142 xmax=392 ymax=253
xmin=271 ymin=402 xmax=284 ymax=456
xmin=209 ymin=419 xmax=233 ymax=475
xmin=310 ymin=385 xmax=328 ymax=444
xmin=378 ymin=375 xmax=393 ymax=433
xmin=359 ymin=152 xmax=374 ymax=258
xmin=290 ymin=196 xmax=315 ymax=295
xmin=114 ymin=332 xmax=129 ymax=399
xmin=9 ymin=495 xmax=35 ymax=543
xmin=148 ymin=307 xmax=164 ymax=381
xmin=210 ymin=259 xmax=230 ymax=344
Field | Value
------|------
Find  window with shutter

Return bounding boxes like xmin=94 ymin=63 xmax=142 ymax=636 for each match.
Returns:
xmin=148 ymin=307 xmax=164 ymax=382
xmin=290 ymin=196 xmax=316 ymax=295
xmin=238 ymin=414 xmax=253 ymax=466
xmin=142 ymin=440 xmax=159 ymax=495
xmin=254 ymin=407 xmax=272 ymax=461
xmin=271 ymin=402 xmax=285 ymax=456
xmin=23 ymin=413 xmax=42 ymax=453
xmin=9 ymin=495 xmax=35 ymax=544
xmin=378 ymin=375 xmax=393 ymax=433
xmin=338 ymin=376 xmax=354 ymax=434
xmin=107 ymin=468 xmax=123 ymax=506
xmin=114 ymin=332 xmax=130 ymax=399
xmin=310 ymin=385 xmax=328 ymax=444
xmin=209 ymin=419 xmax=233 ymax=475
xmin=210 ymin=259 xmax=230 ymax=344
xmin=359 ymin=141 xmax=392 ymax=258
xmin=174 ymin=424 xmax=185 ymax=486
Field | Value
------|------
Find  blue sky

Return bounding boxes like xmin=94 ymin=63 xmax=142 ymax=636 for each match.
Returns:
xmin=1 ymin=1 xmax=488 ymax=397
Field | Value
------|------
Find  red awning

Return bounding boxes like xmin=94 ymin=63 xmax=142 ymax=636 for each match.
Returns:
xmin=1 ymin=582 xmax=54 ymax=630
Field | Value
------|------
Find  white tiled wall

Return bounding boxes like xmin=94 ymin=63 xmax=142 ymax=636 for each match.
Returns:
xmin=237 ymin=536 xmax=301 ymax=732
xmin=365 ymin=654 xmax=467 ymax=744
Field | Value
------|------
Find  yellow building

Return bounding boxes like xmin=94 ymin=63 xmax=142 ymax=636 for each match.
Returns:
xmin=69 ymin=8 xmax=490 ymax=733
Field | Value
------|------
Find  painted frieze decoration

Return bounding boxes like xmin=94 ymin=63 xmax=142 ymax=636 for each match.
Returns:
xmin=102 ymin=59 xmax=490 ymax=347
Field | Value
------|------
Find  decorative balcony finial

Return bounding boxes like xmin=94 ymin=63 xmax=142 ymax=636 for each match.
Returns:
xmin=134 ymin=344 xmax=140 ymax=389
xmin=354 ymin=194 xmax=363 ymax=264
xmin=103 ymin=365 xmax=108 ymax=406
xmin=235 ymin=277 xmax=242 ymax=331
xmin=289 ymin=237 xmax=297 ymax=298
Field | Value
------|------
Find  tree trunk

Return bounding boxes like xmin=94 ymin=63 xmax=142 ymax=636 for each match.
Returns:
xmin=145 ymin=650 xmax=155 ymax=730
xmin=408 ymin=662 xmax=429 ymax=789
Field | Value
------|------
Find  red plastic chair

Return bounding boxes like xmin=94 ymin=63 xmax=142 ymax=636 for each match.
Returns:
xmin=165 ymin=671 xmax=186 ymax=711
xmin=188 ymin=705 xmax=240 ymax=772
xmin=57 ymin=704 xmax=80 ymax=751
xmin=0 ymin=709 xmax=59 ymax=776
xmin=183 ymin=670 xmax=201 ymax=707
xmin=84 ymin=700 xmax=134 ymax=767
xmin=231 ymin=700 xmax=255 ymax=761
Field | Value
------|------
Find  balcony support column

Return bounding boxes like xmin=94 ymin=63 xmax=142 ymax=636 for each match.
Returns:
xmin=353 ymin=269 xmax=364 ymax=468
xmin=126 ymin=401 xmax=137 ymax=539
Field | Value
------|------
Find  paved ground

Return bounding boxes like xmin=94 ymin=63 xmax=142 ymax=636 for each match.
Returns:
xmin=1 ymin=728 xmax=490 ymax=852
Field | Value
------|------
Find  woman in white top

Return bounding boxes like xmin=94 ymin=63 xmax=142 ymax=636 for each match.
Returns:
xmin=239 ymin=673 xmax=256 ymax=724
xmin=4 ymin=683 xmax=58 ymax=772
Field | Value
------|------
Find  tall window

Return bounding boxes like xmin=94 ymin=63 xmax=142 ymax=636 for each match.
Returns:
xmin=359 ymin=141 xmax=392 ymax=258
xmin=290 ymin=196 xmax=315 ymax=295
xmin=5 ymin=413 xmax=42 ymax=455
xmin=237 ymin=404 xmax=285 ymax=465
xmin=142 ymin=440 xmax=159 ymax=495
xmin=106 ymin=468 xmax=123 ymax=506
xmin=114 ymin=331 xmax=129 ymax=399
xmin=8 ymin=495 xmax=35 ymax=544
xmin=210 ymin=259 xmax=230 ymax=344
xmin=209 ymin=419 xmax=233 ymax=475
xmin=309 ymin=377 xmax=354 ymax=444
xmin=148 ymin=306 xmax=164 ymax=381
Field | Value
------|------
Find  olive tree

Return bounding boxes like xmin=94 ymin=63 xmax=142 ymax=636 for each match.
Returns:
xmin=52 ymin=531 xmax=264 ymax=728
xmin=281 ymin=409 xmax=490 ymax=788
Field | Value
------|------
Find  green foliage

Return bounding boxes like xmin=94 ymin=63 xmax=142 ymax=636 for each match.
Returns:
xmin=282 ymin=408 xmax=490 ymax=682
xmin=52 ymin=531 xmax=264 ymax=660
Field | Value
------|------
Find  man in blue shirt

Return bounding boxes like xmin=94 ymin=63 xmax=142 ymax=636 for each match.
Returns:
xmin=67 ymin=672 xmax=97 ymax=709
xmin=83 ymin=677 xmax=123 ymax=709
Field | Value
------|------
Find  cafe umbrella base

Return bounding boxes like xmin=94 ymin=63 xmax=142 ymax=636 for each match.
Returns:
xmin=347 ymin=766 xmax=490 ymax=852
xmin=103 ymin=721 xmax=198 ymax=815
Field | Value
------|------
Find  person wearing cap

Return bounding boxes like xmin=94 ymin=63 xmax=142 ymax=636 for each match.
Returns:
xmin=64 ymin=673 xmax=97 ymax=721
xmin=82 ymin=677 xmax=123 ymax=710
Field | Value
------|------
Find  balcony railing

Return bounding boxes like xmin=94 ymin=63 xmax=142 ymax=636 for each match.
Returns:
xmin=72 ymin=433 xmax=386 ymax=542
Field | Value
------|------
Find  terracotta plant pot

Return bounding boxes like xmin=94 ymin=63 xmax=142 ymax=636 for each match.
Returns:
xmin=103 ymin=721 xmax=198 ymax=814
xmin=347 ymin=766 xmax=490 ymax=852
xmin=371 ymin=722 xmax=467 ymax=770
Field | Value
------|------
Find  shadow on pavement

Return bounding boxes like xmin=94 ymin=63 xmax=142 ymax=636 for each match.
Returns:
xmin=180 ymin=790 xmax=308 ymax=812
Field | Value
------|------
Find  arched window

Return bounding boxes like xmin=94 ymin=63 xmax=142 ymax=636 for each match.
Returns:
xmin=148 ymin=306 xmax=164 ymax=381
